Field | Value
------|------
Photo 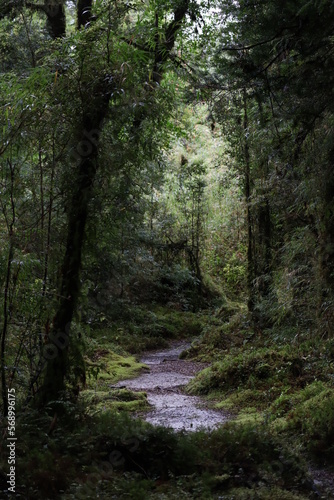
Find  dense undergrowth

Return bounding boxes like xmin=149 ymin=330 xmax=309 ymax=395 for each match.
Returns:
xmin=0 ymin=401 xmax=315 ymax=499
xmin=1 ymin=300 xmax=334 ymax=498
xmin=184 ymin=306 xmax=334 ymax=472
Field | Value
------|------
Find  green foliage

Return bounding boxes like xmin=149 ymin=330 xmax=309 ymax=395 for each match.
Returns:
xmin=86 ymin=305 xmax=203 ymax=354
xmin=273 ymin=386 xmax=334 ymax=460
xmin=55 ymin=412 xmax=312 ymax=498
xmin=1 ymin=0 xmax=334 ymax=498
xmin=85 ymin=347 xmax=147 ymax=390
xmin=186 ymin=306 xmax=334 ymax=471
xmin=0 ymin=0 xmax=205 ymax=411
xmin=187 ymin=347 xmax=289 ymax=394
xmin=79 ymin=388 xmax=149 ymax=414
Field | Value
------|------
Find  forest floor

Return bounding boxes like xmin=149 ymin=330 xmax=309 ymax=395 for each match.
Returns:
xmin=2 ymin=304 xmax=334 ymax=498
xmin=75 ymin=297 xmax=334 ymax=499
xmin=116 ymin=340 xmax=231 ymax=431
xmin=115 ymin=336 xmax=334 ymax=499
xmin=308 ymin=466 xmax=334 ymax=498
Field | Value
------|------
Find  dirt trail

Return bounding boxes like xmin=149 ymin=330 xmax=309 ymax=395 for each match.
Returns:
xmin=116 ymin=342 xmax=334 ymax=495
xmin=117 ymin=341 xmax=230 ymax=431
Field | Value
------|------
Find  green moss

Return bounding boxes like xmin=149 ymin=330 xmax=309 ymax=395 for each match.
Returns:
xmin=266 ymin=382 xmax=334 ymax=459
xmin=233 ymin=408 xmax=264 ymax=425
xmin=270 ymin=416 xmax=290 ymax=433
xmin=79 ymin=388 xmax=149 ymax=414
xmin=187 ymin=346 xmax=296 ymax=395
xmin=89 ymin=307 xmax=203 ymax=354
xmin=288 ymin=388 xmax=334 ymax=458
xmin=213 ymin=389 xmax=266 ymax=413
xmin=269 ymin=393 xmax=295 ymax=419
xmin=268 ymin=381 xmax=329 ymax=422
xmin=86 ymin=349 xmax=147 ymax=390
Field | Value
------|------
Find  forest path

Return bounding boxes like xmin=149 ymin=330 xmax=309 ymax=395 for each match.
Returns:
xmin=116 ymin=341 xmax=230 ymax=431
xmin=115 ymin=341 xmax=334 ymax=495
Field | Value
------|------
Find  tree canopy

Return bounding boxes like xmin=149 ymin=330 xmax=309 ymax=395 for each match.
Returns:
xmin=1 ymin=0 xmax=334 ymax=497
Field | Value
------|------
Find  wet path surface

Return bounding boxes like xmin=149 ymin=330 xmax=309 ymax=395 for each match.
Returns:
xmin=115 ymin=343 xmax=334 ymax=494
xmin=116 ymin=341 xmax=230 ymax=431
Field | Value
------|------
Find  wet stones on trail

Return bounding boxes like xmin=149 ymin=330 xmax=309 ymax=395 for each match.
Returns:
xmin=115 ymin=341 xmax=230 ymax=431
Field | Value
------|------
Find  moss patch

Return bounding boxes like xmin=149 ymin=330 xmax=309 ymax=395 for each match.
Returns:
xmin=214 ymin=388 xmax=274 ymax=411
xmin=184 ymin=306 xmax=334 ymax=469
xmin=271 ymin=384 xmax=334 ymax=459
xmin=86 ymin=348 xmax=147 ymax=390
xmin=87 ymin=306 xmax=203 ymax=355
xmin=79 ymin=388 xmax=150 ymax=414
xmin=187 ymin=346 xmax=298 ymax=396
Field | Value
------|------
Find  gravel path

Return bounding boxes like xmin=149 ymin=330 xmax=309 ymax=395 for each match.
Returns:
xmin=116 ymin=342 xmax=334 ymax=494
xmin=308 ymin=465 xmax=334 ymax=499
xmin=116 ymin=341 xmax=230 ymax=431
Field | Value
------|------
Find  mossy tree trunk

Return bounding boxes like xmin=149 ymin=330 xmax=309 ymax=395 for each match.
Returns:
xmin=243 ymin=89 xmax=255 ymax=313
xmin=40 ymin=0 xmax=191 ymax=404
xmin=40 ymin=106 xmax=109 ymax=403
xmin=318 ymin=152 xmax=334 ymax=337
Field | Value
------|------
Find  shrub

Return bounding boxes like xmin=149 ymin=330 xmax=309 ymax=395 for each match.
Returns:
xmin=289 ymin=388 xmax=334 ymax=459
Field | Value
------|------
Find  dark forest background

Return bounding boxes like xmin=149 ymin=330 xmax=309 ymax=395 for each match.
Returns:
xmin=1 ymin=1 xmax=334 ymax=498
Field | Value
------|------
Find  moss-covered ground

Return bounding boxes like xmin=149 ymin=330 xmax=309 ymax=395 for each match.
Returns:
xmin=79 ymin=305 xmax=203 ymax=415
xmin=1 ymin=303 xmax=333 ymax=498
xmin=183 ymin=304 xmax=334 ymax=484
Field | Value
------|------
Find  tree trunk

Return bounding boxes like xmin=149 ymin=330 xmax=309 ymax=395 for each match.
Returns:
xmin=1 ymin=161 xmax=16 ymax=416
xmin=243 ymin=89 xmax=255 ymax=313
xmin=1 ymin=240 xmax=13 ymax=417
xmin=318 ymin=153 xmax=334 ymax=337
xmin=39 ymin=0 xmax=190 ymax=404
xmin=77 ymin=0 xmax=92 ymax=29
xmin=257 ymin=175 xmax=272 ymax=303
xmin=26 ymin=1 xmax=66 ymax=38
xmin=40 ymin=110 xmax=107 ymax=404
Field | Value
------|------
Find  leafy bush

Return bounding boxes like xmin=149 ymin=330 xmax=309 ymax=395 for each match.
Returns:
xmin=288 ymin=388 xmax=334 ymax=459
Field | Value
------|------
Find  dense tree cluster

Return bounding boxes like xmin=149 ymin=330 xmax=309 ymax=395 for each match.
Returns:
xmin=0 ymin=0 xmax=334 ymax=417
xmin=206 ymin=0 xmax=334 ymax=335
xmin=0 ymin=0 xmax=203 ymax=409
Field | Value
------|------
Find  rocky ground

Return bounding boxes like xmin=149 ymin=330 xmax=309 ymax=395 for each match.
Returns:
xmin=117 ymin=341 xmax=231 ymax=431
